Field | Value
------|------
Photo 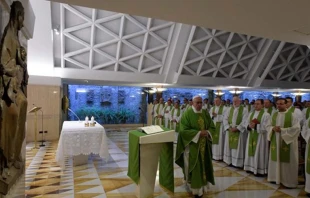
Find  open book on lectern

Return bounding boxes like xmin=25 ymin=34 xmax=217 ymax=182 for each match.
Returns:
xmin=139 ymin=125 xmax=165 ymax=135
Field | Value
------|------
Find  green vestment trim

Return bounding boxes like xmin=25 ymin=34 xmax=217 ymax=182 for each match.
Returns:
xmin=306 ymin=108 xmax=310 ymax=120
xmin=170 ymin=107 xmax=181 ymax=132
xmin=307 ymin=119 xmax=310 ymax=174
xmin=288 ymin=106 xmax=295 ymax=113
xmin=175 ymin=108 xmax=215 ymax=189
xmin=211 ymin=105 xmax=224 ymax=144
xmin=248 ymin=109 xmax=264 ymax=156
xmin=228 ymin=106 xmax=244 ymax=149
xmin=127 ymin=128 xmax=174 ymax=192
xmin=246 ymin=104 xmax=251 ymax=112
xmin=267 ymin=107 xmax=273 ymax=115
xmin=270 ymin=112 xmax=292 ymax=163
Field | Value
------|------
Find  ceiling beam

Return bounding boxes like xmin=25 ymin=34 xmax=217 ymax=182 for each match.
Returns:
xmin=251 ymin=41 xmax=286 ymax=87
xmin=177 ymin=75 xmax=249 ymax=87
xmin=60 ymin=3 xmax=65 ymax=68
xmin=162 ymin=23 xmax=192 ymax=84
xmin=260 ymin=79 xmax=310 ymax=89
xmin=246 ymin=39 xmax=273 ymax=86
xmin=54 ymin=68 xmax=166 ymax=83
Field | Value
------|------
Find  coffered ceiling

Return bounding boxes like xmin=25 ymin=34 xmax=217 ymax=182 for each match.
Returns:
xmin=49 ymin=1 xmax=310 ymax=91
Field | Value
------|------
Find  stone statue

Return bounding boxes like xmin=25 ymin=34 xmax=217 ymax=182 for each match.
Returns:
xmin=0 ymin=1 xmax=26 ymax=179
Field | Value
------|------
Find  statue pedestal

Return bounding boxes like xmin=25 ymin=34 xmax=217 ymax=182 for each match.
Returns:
xmin=0 ymin=166 xmax=24 ymax=196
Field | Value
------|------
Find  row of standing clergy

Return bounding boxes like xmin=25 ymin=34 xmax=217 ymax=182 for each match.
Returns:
xmin=152 ymin=97 xmax=310 ymax=191
xmin=208 ymin=97 xmax=309 ymax=191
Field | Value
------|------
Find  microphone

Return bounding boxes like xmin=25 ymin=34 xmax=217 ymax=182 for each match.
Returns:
xmin=68 ymin=108 xmax=81 ymax=121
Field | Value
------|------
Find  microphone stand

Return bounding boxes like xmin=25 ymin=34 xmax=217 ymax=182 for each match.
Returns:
xmin=139 ymin=106 xmax=145 ymax=127
xmin=38 ymin=109 xmax=45 ymax=147
xmin=68 ymin=108 xmax=81 ymax=122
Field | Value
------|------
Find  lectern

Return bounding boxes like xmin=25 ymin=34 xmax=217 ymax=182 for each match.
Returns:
xmin=127 ymin=128 xmax=175 ymax=198
xmin=28 ymin=106 xmax=41 ymax=149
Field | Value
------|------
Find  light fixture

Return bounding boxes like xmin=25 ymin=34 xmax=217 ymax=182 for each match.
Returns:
xmin=53 ymin=91 xmax=57 ymax=94
xmin=53 ymin=25 xmax=60 ymax=35
xmin=292 ymin=91 xmax=305 ymax=96
xmin=214 ymin=90 xmax=224 ymax=96
xmin=271 ymin=92 xmax=281 ymax=97
xmin=155 ymin=87 xmax=167 ymax=92
xmin=148 ymin=89 xmax=156 ymax=94
xmin=76 ymin=88 xmax=87 ymax=93
xmin=229 ymin=89 xmax=243 ymax=94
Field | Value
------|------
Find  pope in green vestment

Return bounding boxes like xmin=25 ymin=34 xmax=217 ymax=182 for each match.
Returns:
xmin=175 ymin=96 xmax=215 ymax=197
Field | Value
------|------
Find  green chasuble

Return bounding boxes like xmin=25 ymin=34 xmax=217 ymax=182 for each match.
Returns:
xmin=127 ymin=128 xmax=174 ymax=192
xmin=307 ymin=119 xmax=310 ymax=174
xmin=170 ymin=107 xmax=181 ymax=132
xmin=211 ymin=105 xmax=224 ymax=144
xmin=228 ymin=106 xmax=244 ymax=149
xmin=175 ymin=108 xmax=215 ymax=189
xmin=248 ymin=110 xmax=265 ymax=156
xmin=306 ymin=108 xmax=310 ymax=120
xmin=270 ymin=112 xmax=292 ymax=163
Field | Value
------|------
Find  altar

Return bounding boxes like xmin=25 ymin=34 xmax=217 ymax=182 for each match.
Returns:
xmin=55 ymin=121 xmax=109 ymax=168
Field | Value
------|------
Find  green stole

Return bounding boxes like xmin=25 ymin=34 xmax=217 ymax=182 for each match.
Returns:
xmin=288 ymin=106 xmax=295 ymax=113
xmin=267 ymin=107 xmax=273 ymax=115
xmin=307 ymin=119 xmax=310 ymax=174
xmin=211 ymin=105 xmax=224 ymax=144
xmin=248 ymin=110 xmax=265 ymax=156
xmin=170 ymin=107 xmax=181 ymax=132
xmin=306 ymin=108 xmax=310 ymax=120
xmin=270 ymin=111 xmax=292 ymax=163
xmin=228 ymin=106 xmax=244 ymax=149
xmin=246 ymin=104 xmax=251 ymax=112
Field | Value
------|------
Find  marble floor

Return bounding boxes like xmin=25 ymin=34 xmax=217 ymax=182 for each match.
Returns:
xmin=8 ymin=129 xmax=310 ymax=198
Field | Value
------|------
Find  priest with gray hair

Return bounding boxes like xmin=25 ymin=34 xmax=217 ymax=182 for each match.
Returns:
xmin=175 ymin=95 xmax=215 ymax=198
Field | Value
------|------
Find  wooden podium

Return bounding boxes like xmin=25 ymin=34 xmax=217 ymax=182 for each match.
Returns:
xmin=28 ymin=106 xmax=41 ymax=149
xmin=128 ymin=128 xmax=175 ymax=198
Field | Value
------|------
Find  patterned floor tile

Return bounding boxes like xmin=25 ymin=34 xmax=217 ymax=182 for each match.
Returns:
xmin=9 ymin=130 xmax=305 ymax=198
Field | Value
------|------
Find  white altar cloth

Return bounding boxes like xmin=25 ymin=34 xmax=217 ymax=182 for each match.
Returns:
xmin=56 ymin=121 xmax=109 ymax=168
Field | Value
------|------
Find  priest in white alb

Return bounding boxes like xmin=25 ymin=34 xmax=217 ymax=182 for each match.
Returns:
xmin=264 ymin=99 xmax=276 ymax=116
xmin=244 ymin=99 xmax=271 ymax=175
xmin=302 ymin=116 xmax=310 ymax=195
xmin=286 ymin=97 xmax=303 ymax=125
xmin=170 ymin=99 xmax=182 ymax=132
xmin=153 ymin=98 xmax=164 ymax=125
xmin=302 ymin=101 xmax=310 ymax=121
xmin=209 ymin=96 xmax=226 ymax=160
xmin=267 ymin=98 xmax=300 ymax=188
xmin=223 ymin=96 xmax=249 ymax=167
xmin=161 ymin=99 xmax=173 ymax=128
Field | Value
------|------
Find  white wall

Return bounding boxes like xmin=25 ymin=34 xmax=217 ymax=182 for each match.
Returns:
xmin=27 ymin=0 xmax=54 ymax=76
